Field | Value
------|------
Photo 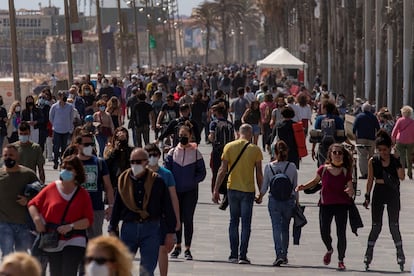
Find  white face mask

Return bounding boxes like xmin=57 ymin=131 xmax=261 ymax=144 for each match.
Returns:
xmin=131 ymin=164 xmax=145 ymax=176
xmin=85 ymin=261 xmax=110 ymax=276
xmin=82 ymin=146 xmax=94 ymax=157
xmin=148 ymin=156 xmax=159 ymax=167
xmin=15 ymin=106 xmax=21 ymax=112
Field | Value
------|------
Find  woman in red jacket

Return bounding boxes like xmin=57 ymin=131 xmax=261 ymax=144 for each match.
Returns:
xmin=28 ymin=155 xmax=94 ymax=276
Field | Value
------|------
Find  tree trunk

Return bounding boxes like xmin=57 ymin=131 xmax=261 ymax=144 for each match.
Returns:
xmin=320 ymin=0 xmax=328 ymax=84
xmin=355 ymin=0 xmax=364 ymax=98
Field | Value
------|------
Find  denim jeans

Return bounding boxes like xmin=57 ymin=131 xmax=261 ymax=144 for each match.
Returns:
xmin=227 ymin=189 xmax=255 ymax=259
xmin=53 ymin=131 xmax=69 ymax=166
xmin=121 ymin=220 xmax=161 ymax=276
xmin=95 ymin=133 xmax=108 ymax=157
xmin=268 ymin=197 xmax=294 ymax=259
xmin=0 ymin=222 xmax=32 ymax=257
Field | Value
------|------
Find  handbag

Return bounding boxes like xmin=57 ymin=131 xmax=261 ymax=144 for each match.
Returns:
xmin=293 ymin=204 xmax=307 ymax=228
xmin=34 ymin=187 xmax=80 ymax=251
xmin=219 ymin=142 xmax=250 ymax=194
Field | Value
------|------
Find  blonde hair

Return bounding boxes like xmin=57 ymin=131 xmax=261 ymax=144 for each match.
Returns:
xmin=8 ymin=101 xmax=21 ymax=114
xmin=86 ymin=236 xmax=133 ymax=276
xmin=1 ymin=252 xmax=42 ymax=276
xmin=106 ymin=96 xmax=120 ymax=113
xmin=401 ymin=105 xmax=413 ymax=117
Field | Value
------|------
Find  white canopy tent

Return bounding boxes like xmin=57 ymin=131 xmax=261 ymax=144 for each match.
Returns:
xmin=256 ymin=47 xmax=308 ymax=87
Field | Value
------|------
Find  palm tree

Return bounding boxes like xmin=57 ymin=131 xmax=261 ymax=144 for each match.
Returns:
xmin=210 ymin=0 xmax=244 ymax=64
xmin=191 ymin=1 xmax=217 ymax=65
xmin=237 ymin=0 xmax=261 ymax=62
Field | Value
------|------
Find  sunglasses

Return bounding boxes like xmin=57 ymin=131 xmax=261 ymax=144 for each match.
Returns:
xmin=82 ymin=142 xmax=94 ymax=147
xmin=332 ymin=151 xmax=343 ymax=156
xmin=148 ymin=153 xmax=159 ymax=158
xmin=62 ymin=166 xmax=73 ymax=170
xmin=130 ymin=159 xmax=147 ymax=164
xmin=84 ymin=256 xmax=114 ymax=265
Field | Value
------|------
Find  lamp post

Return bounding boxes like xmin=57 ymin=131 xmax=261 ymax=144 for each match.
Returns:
xmin=64 ymin=0 xmax=74 ymax=82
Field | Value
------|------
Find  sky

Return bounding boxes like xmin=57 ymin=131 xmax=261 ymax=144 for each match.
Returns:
xmin=3 ymin=0 xmax=204 ymax=16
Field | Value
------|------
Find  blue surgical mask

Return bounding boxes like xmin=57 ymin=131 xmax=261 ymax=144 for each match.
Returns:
xmin=19 ymin=135 xmax=30 ymax=143
xmin=60 ymin=169 xmax=74 ymax=181
xmin=99 ymin=106 xmax=106 ymax=112
xmin=38 ymin=98 xmax=45 ymax=105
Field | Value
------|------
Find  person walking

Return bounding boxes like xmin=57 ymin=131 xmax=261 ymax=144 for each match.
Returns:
xmin=270 ymin=107 xmax=300 ymax=168
xmin=165 ymin=123 xmax=206 ymax=260
xmin=391 ymin=105 xmax=414 ymax=180
xmin=353 ymin=102 xmax=380 ymax=179
xmin=28 ymin=155 xmax=94 ymax=276
xmin=21 ymin=95 xmax=43 ymax=144
xmin=93 ymin=99 xmax=114 ymax=157
xmin=12 ymin=122 xmax=45 ymax=183
xmin=145 ymin=143 xmax=180 ymax=276
xmin=296 ymin=143 xmax=354 ymax=270
xmin=363 ymin=130 xmax=406 ymax=271
xmin=257 ymin=140 xmax=297 ymax=266
xmin=230 ymin=88 xmax=250 ymax=138
xmin=108 ymin=148 xmax=176 ymax=276
xmin=49 ymin=90 xmax=74 ymax=169
xmin=212 ymin=124 xmax=263 ymax=264
xmin=6 ymin=101 xmax=22 ymax=144
xmin=0 ymin=144 xmax=38 ymax=257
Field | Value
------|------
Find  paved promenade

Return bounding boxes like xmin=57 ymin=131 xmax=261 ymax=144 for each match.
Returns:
xmin=40 ymin=134 xmax=414 ymax=275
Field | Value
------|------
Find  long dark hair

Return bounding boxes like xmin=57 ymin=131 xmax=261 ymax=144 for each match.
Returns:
xmin=326 ymin=143 xmax=353 ymax=172
xmin=375 ymin=129 xmax=392 ymax=148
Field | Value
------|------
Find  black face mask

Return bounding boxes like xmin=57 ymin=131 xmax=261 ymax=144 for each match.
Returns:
xmin=62 ymin=96 xmax=68 ymax=102
xmin=119 ymin=139 xmax=128 ymax=148
xmin=26 ymin=102 xmax=34 ymax=108
xmin=179 ymin=136 xmax=189 ymax=145
xmin=4 ymin=158 xmax=16 ymax=168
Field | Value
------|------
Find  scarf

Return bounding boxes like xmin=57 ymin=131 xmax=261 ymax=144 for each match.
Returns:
xmin=118 ymin=168 xmax=157 ymax=220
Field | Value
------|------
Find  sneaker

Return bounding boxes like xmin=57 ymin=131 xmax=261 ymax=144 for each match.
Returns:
xmin=238 ymin=257 xmax=251 ymax=264
xmin=272 ymin=258 xmax=284 ymax=267
xmin=184 ymin=249 xmax=193 ymax=260
xmin=228 ymin=256 xmax=238 ymax=263
xmin=323 ymin=250 xmax=333 ymax=265
xmin=53 ymin=163 xmax=58 ymax=170
xmin=283 ymin=258 xmax=288 ymax=264
xmin=338 ymin=261 xmax=346 ymax=271
xmin=170 ymin=247 xmax=181 ymax=258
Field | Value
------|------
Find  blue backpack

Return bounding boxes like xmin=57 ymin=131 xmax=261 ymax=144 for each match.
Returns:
xmin=269 ymin=162 xmax=293 ymax=201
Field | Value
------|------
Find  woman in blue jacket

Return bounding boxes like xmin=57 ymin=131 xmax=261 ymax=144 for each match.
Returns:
xmin=165 ymin=122 xmax=206 ymax=261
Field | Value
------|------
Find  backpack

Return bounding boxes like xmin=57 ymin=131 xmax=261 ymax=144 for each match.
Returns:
xmin=213 ymin=120 xmax=235 ymax=149
xmin=320 ymin=117 xmax=336 ymax=146
xmin=269 ymin=162 xmax=294 ymax=201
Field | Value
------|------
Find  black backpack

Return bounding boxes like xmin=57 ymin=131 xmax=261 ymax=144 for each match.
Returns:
xmin=269 ymin=162 xmax=294 ymax=201
xmin=213 ymin=120 xmax=235 ymax=149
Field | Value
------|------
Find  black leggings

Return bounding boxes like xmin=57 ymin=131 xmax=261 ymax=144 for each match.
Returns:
xmin=176 ymin=187 xmax=199 ymax=247
xmin=48 ymin=246 xmax=85 ymax=276
xmin=319 ymin=204 xmax=349 ymax=261
xmin=367 ymin=185 xmax=402 ymax=248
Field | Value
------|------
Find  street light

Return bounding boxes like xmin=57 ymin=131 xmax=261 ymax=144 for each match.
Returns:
xmin=125 ymin=0 xmax=141 ymax=67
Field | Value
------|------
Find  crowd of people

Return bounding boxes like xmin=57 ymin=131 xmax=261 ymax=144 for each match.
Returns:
xmin=0 ymin=63 xmax=413 ymax=275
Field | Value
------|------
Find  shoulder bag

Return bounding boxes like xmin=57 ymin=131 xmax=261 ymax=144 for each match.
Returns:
xmin=36 ymin=186 xmax=80 ymax=250
xmin=219 ymin=142 xmax=250 ymax=194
